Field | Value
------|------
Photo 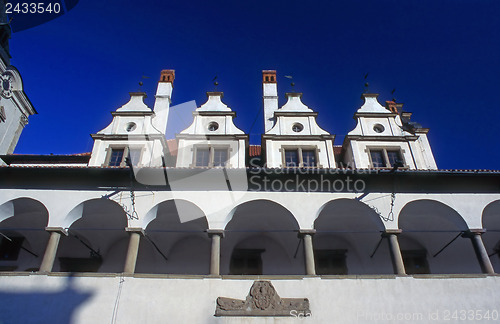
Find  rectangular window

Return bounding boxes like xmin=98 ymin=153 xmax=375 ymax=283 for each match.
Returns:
xmin=387 ymin=150 xmax=403 ymax=167
xmin=230 ymin=249 xmax=264 ymax=275
xmin=369 ymin=148 xmax=405 ymax=168
xmin=284 ymin=149 xmax=299 ymax=167
xmin=213 ymin=148 xmax=228 ymax=167
xmin=109 ymin=148 xmax=125 ymax=167
xmin=283 ymin=148 xmax=318 ymax=167
xmin=402 ymin=250 xmax=430 ymax=274
xmin=195 ymin=147 xmax=228 ymax=167
xmin=195 ymin=148 xmax=210 ymax=166
xmin=107 ymin=147 xmax=142 ymax=167
xmin=0 ymin=236 xmax=24 ymax=261
xmin=302 ymin=150 xmax=317 ymax=167
xmin=314 ymin=249 xmax=348 ymax=275
xmin=370 ymin=150 xmax=386 ymax=167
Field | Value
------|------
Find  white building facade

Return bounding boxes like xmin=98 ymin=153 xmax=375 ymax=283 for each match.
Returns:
xmin=0 ymin=16 xmax=36 ymax=156
xmin=0 ymin=69 xmax=499 ymax=323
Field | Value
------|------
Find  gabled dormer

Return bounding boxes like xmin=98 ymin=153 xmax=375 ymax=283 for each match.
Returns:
xmin=262 ymin=72 xmax=336 ymax=168
xmin=342 ymin=93 xmax=437 ymax=170
xmin=175 ymin=92 xmax=247 ymax=168
xmin=88 ymin=70 xmax=175 ymax=167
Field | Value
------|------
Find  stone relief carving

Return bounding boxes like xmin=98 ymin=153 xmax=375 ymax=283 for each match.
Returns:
xmin=215 ymin=281 xmax=310 ymax=317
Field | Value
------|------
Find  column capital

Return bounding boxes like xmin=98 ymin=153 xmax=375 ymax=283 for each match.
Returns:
xmin=126 ymin=227 xmax=145 ymax=235
xmin=382 ymin=229 xmax=402 ymax=236
xmin=207 ymin=229 xmax=225 ymax=238
xmin=298 ymin=229 xmax=316 ymax=237
xmin=45 ymin=227 xmax=68 ymax=236
xmin=462 ymin=229 xmax=486 ymax=238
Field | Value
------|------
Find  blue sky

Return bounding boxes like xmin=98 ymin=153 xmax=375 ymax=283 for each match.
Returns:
xmin=9 ymin=0 xmax=500 ymax=169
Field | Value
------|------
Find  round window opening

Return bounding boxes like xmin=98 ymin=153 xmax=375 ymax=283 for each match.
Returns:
xmin=292 ymin=123 xmax=304 ymax=133
xmin=208 ymin=122 xmax=219 ymax=131
xmin=125 ymin=122 xmax=137 ymax=132
xmin=373 ymin=124 xmax=385 ymax=133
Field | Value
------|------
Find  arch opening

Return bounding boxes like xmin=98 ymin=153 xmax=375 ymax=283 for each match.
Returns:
xmin=54 ymin=199 xmax=128 ymax=273
xmin=0 ymin=198 xmax=49 ymax=272
xmin=482 ymin=200 xmax=500 ymax=273
xmin=136 ymin=200 xmax=209 ymax=274
xmin=399 ymin=200 xmax=480 ymax=274
xmin=314 ymin=199 xmax=392 ymax=275
xmin=222 ymin=200 xmax=302 ymax=275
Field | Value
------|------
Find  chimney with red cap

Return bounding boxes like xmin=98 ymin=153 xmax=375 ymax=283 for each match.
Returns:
xmin=263 ymin=70 xmax=278 ymax=132
xmin=152 ymin=69 xmax=175 ymax=133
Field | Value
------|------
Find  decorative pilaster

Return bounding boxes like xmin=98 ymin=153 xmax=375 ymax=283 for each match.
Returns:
xmin=39 ymin=227 xmax=68 ymax=273
xmin=383 ymin=229 xmax=406 ymax=275
xmin=207 ymin=229 xmax=224 ymax=276
xmin=463 ymin=229 xmax=495 ymax=275
xmin=123 ymin=227 xmax=144 ymax=274
xmin=299 ymin=229 xmax=316 ymax=276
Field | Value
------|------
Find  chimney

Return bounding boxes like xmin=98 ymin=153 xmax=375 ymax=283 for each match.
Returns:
xmin=263 ymin=70 xmax=278 ymax=132
xmin=152 ymin=69 xmax=175 ymax=134
xmin=385 ymin=100 xmax=397 ymax=113
xmin=160 ymin=70 xmax=175 ymax=83
xmin=385 ymin=100 xmax=404 ymax=114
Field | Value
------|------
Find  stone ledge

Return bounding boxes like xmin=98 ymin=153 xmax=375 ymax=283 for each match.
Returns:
xmin=0 ymin=272 xmax=497 ymax=279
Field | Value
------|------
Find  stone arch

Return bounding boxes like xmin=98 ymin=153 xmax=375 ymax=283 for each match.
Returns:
xmin=481 ymin=199 xmax=500 ymax=272
xmin=0 ymin=198 xmax=49 ymax=271
xmin=136 ymin=199 xmax=209 ymax=274
xmin=399 ymin=199 xmax=480 ymax=274
xmin=54 ymin=198 xmax=128 ymax=273
xmin=142 ymin=198 xmax=207 ymax=229
xmin=314 ymin=198 xmax=392 ymax=275
xmin=221 ymin=199 xmax=302 ymax=275
xmin=398 ymin=199 xmax=468 ymax=231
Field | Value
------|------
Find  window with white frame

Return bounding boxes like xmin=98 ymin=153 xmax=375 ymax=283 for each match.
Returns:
xmin=368 ymin=148 xmax=404 ymax=168
xmin=283 ymin=147 xmax=318 ymax=167
xmin=106 ymin=146 xmax=142 ymax=167
xmin=194 ymin=146 xmax=229 ymax=167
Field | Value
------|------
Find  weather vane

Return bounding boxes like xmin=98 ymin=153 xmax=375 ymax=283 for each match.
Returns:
xmin=391 ymin=88 xmax=396 ymax=102
xmin=363 ymin=73 xmax=369 ymax=93
xmin=138 ymin=75 xmax=150 ymax=91
xmin=213 ymin=76 xmax=218 ymax=91
xmin=285 ymin=75 xmax=295 ymax=92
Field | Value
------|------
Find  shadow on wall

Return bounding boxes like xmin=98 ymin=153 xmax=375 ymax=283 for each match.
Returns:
xmin=0 ymin=276 xmax=93 ymax=324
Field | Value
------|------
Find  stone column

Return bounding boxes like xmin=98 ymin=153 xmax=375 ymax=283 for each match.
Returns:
xmin=207 ymin=229 xmax=224 ymax=276
xmin=383 ymin=229 xmax=406 ymax=275
xmin=463 ymin=229 xmax=495 ymax=275
xmin=123 ymin=227 xmax=144 ymax=274
xmin=299 ymin=229 xmax=316 ymax=276
xmin=39 ymin=227 xmax=68 ymax=273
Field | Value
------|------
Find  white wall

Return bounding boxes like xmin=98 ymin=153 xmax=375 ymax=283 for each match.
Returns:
xmin=0 ymin=274 xmax=499 ymax=323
